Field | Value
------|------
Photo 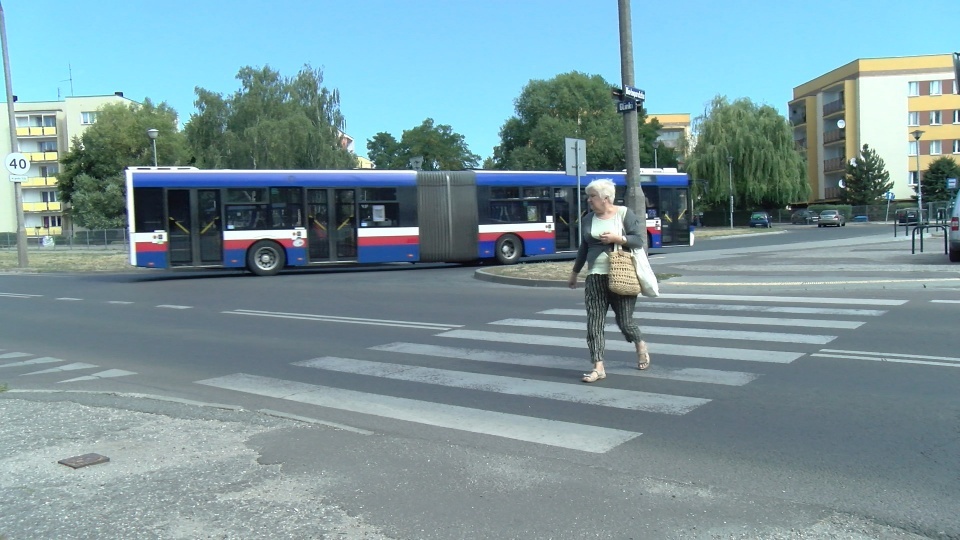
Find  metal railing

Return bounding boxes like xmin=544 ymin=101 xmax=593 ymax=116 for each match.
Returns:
xmin=0 ymin=229 xmax=128 ymax=250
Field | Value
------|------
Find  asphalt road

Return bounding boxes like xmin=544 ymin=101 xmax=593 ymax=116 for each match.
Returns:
xmin=1 ymin=224 xmax=958 ymax=539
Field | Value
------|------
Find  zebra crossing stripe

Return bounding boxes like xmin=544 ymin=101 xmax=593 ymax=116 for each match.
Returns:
xmin=292 ymin=357 xmax=710 ymax=414
xmin=541 ymin=309 xmax=865 ymax=329
xmin=811 ymin=349 xmax=960 ymax=368
xmin=370 ymin=342 xmax=759 ymax=386
xmin=59 ymin=369 xmax=137 ymax=383
xmin=21 ymin=362 xmax=97 ymax=376
xmin=573 ymin=303 xmax=888 ymax=316
xmin=437 ymin=329 xmax=804 ymax=364
xmin=196 ymin=373 xmax=641 ymax=453
xmin=0 ymin=357 xmax=63 ymax=369
xmin=224 ymin=309 xmax=461 ymax=331
xmin=0 ymin=352 xmax=31 ymax=360
xmin=491 ymin=318 xmax=837 ymax=345
xmin=658 ymin=293 xmax=906 ymax=306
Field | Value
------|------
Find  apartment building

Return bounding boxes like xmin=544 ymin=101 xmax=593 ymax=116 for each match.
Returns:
xmin=0 ymin=92 xmax=136 ymax=235
xmin=789 ymin=54 xmax=960 ymax=203
xmin=648 ymin=113 xmax=692 ymax=152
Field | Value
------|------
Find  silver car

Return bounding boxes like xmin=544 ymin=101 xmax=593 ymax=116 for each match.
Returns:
xmin=818 ymin=210 xmax=845 ymax=227
xmin=948 ymin=197 xmax=960 ymax=262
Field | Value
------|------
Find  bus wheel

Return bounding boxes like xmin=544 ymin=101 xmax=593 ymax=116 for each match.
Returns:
xmin=495 ymin=234 xmax=523 ymax=265
xmin=247 ymin=241 xmax=286 ymax=276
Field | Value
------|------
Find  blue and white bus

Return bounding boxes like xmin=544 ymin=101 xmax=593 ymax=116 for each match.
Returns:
xmin=125 ymin=167 xmax=691 ymax=275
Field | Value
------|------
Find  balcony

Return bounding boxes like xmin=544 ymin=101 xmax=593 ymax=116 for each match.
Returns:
xmin=22 ymin=176 xmax=58 ymax=187
xmin=23 ymin=202 xmax=62 ymax=212
xmin=823 ymin=156 xmax=847 ymax=172
xmin=25 ymin=151 xmax=58 ymax=162
xmin=16 ymin=126 xmax=56 ymax=137
xmin=823 ymin=129 xmax=845 ymax=144
xmin=29 ymin=226 xmax=63 ymax=237
xmin=822 ymin=100 xmax=844 ymax=117
xmin=794 ymin=138 xmax=807 ymax=151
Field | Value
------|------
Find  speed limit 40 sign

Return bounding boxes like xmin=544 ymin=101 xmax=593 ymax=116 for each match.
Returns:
xmin=6 ymin=152 xmax=30 ymax=182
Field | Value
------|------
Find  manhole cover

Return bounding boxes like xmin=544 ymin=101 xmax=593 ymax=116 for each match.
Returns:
xmin=58 ymin=453 xmax=110 ymax=469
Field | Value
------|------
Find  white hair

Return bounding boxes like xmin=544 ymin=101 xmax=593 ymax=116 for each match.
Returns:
xmin=585 ymin=178 xmax=616 ymax=203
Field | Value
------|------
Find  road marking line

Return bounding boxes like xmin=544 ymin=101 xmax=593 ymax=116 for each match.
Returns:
xmin=197 ymin=373 xmax=641 ymax=453
xmin=931 ymin=300 xmax=960 ymax=304
xmin=0 ymin=352 xmax=31 ymax=360
xmin=370 ymin=342 xmax=759 ymax=386
xmin=657 ymin=293 xmax=906 ymax=306
xmin=491 ymin=318 xmax=837 ymax=344
xmin=437 ymin=329 xmax=804 ymax=363
xmin=542 ymin=308 xmax=865 ymax=328
xmin=293 ymin=357 xmax=709 ymax=415
xmin=0 ymin=292 xmax=41 ymax=298
xmin=816 ymin=348 xmax=960 ymax=363
xmin=157 ymin=305 xmax=193 ymax=309
xmin=810 ymin=353 xmax=960 ymax=369
xmin=21 ymin=362 xmax=98 ymax=376
xmin=224 ymin=309 xmax=461 ymax=331
xmin=0 ymin=356 xmax=63 ymax=369
xmin=59 ymin=369 xmax=137 ymax=383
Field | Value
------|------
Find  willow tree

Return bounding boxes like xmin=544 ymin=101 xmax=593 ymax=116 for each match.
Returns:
xmin=185 ymin=64 xmax=356 ymax=170
xmin=685 ymin=96 xmax=807 ymax=210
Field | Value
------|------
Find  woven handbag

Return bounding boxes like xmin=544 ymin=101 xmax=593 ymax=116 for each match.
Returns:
xmin=608 ymin=244 xmax=641 ymax=296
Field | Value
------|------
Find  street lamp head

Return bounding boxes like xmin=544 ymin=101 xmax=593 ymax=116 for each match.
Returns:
xmin=652 ymin=140 xmax=660 ymax=150
xmin=727 ymin=155 xmax=733 ymax=164
xmin=146 ymin=128 xmax=159 ymax=140
xmin=911 ymin=129 xmax=924 ymax=141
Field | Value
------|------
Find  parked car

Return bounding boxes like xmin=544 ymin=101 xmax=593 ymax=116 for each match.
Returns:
xmin=818 ymin=209 xmax=846 ymax=227
xmin=896 ymin=208 xmax=919 ymax=225
xmin=749 ymin=211 xmax=773 ymax=228
xmin=790 ymin=209 xmax=819 ymax=224
xmin=948 ymin=197 xmax=960 ymax=262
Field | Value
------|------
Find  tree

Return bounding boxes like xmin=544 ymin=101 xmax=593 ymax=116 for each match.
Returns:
xmin=917 ymin=156 xmax=960 ymax=203
xmin=365 ymin=118 xmax=480 ymax=170
xmin=58 ymin=99 xmax=188 ymax=228
xmin=841 ymin=144 xmax=892 ymax=204
xmin=185 ymin=65 xmax=356 ymax=170
xmin=491 ymin=71 xmax=664 ymax=172
xmin=684 ymin=96 xmax=808 ymax=210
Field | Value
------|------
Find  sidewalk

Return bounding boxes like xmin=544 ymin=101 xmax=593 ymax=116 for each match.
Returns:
xmin=0 ymin=391 xmax=389 ymax=540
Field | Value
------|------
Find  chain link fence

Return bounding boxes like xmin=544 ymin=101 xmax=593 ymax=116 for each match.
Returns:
xmin=0 ymin=229 xmax=128 ymax=250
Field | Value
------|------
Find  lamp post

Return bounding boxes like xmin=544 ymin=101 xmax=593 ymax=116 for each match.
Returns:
xmin=727 ymin=155 xmax=734 ymax=229
xmin=653 ymin=140 xmax=660 ymax=169
xmin=911 ymin=129 xmax=924 ymax=224
xmin=146 ymin=128 xmax=159 ymax=167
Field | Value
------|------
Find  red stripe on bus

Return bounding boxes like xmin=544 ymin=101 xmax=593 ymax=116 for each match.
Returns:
xmin=358 ymin=235 xmax=419 ymax=246
xmin=135 ymin=242 xmax=166 ymax=253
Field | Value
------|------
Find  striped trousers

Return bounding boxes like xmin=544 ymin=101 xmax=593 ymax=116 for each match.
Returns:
xmin=584 ymin=274 xmax=643 ymax=365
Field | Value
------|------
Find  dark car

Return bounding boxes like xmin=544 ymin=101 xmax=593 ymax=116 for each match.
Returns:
xmin=790 ymin=209 xmax=819 ymax=224
xmin=749 ymin=212 xmax=773 ymax=228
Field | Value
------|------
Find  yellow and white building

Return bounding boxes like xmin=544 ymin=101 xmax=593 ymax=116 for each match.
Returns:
xmin=790 ymin=54 xmax=960 ymax=203
xmin=0 ymin=92 xmax=136 ymax=236
xmin=649 ymin=113 xmax=692 ymax=152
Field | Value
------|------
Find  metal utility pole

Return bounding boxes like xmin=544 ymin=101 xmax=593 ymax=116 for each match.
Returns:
xmin=0 ymin=1 xmax=28 ymax=267
xmin=617 ymin=0 xmax=645 ymax=219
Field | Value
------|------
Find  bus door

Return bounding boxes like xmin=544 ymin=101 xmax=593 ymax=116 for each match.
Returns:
xmin=166 ymin=189 xmax=223 ymax=267
xmin=553 ymin=187 xmax=573 ymax=251
xmin=657 ymin=187 xmax=691 ymax=246
xmin=306 ymin=188 xmax=357 ymax=262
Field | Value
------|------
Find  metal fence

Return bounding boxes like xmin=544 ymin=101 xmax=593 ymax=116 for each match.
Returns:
xmin=0 ymin=229 xmax=128 ymax=250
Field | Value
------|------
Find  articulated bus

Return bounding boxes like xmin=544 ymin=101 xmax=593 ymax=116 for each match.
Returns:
xmin=125 ymin=167 xmax=691 ymax=275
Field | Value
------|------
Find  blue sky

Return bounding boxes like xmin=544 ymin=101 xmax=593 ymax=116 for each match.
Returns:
xmin=4 ymin=1 xmax=959 ymax=161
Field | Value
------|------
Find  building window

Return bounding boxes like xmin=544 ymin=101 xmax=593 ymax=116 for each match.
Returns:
xmin=38 ymin=141 xmax=58 ymax=152
xmin=953 ymin=140 xmax=960 ymax=154
xmin=908 ymin=81 xmax=919 ymax=96
xmin=908 ymin=171 xmax=918 ymax=186
xmin=81 ymin=111 xmax=98 ymax=125
xmin=41 ymin=191 xmax=58 ymax=203
xmin=954 ymin=110 xmax=959 ymax=124
xmin=39 ymin=165 xmax=59 ymax=177
xmin=909 ymin=141 xmax=919 ymax=156
xmin=930 ymin=140 xmax=941 ymax=155
xmin=929 ymin=80 xmax=942 ymax=96
xmin=908 ymin=111 xmax=919 ymax=126
xmin=42 ymin=215 xmax=62 ymax=228
xmin=930 ymin=111 xmax=942 ymax=125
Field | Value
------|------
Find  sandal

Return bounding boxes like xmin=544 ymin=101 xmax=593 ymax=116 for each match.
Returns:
xmin=582 ymin=369 xmax=606 ymax=383
xmin=636 ymin=341 xmax=651 ymax=371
